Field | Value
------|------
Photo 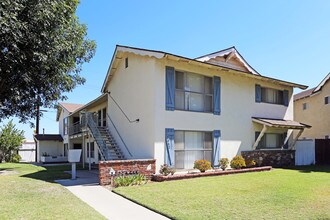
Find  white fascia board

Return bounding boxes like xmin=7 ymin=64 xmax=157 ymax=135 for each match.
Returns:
xmin=196 ymin=48 xmax=259 ymax=75
xmin=314 ymin=72 xmax=330 ymax=93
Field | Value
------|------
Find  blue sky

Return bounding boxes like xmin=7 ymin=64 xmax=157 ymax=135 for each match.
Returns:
xmin=2 ymin=0 xmax=330 ymax=140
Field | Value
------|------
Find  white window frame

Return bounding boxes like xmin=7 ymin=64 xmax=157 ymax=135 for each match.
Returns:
xmin=175 ymin=71 xmax=213 ymax=113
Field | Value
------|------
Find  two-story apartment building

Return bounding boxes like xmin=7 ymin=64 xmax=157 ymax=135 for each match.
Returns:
xmin=294 ymin=73 xmax=330 ymax=139
xmin=53 ymin=45 xmax=309 ymax=170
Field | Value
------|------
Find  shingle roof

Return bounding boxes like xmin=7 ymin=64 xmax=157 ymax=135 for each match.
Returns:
xmin=294 ymin=72 xmax=330 ymax=101
xmin=59 ymin=102 xmax=84 ymax=113
xmin=34 ymin=134 xmax=63 ymax=141
xmin=252 ymin=117 xmax=311 ymax=129
xmin=293 ymin=87 xmax=315 ymax=101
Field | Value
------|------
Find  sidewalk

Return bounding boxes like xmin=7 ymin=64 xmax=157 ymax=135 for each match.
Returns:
xmin=55 ymin=170 xmax=169 ymax=220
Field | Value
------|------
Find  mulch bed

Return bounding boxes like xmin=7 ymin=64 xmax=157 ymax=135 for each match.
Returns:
xmin=152 ymin=166 xmax=272 ymax=182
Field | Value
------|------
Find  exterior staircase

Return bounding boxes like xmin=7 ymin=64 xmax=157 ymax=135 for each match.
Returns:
xmin=85 ymin=112 xmax=125 ymax=161
xmin=98 ymin=127 xmax=125 ymax=160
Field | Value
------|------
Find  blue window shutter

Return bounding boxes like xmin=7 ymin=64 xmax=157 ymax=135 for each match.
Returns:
xmin=213 ymin=76 xmax=221 ymax=115
xmin=165 ymin=66 xmax=175 ymax=111
xmin=255 ymin=84 xmax=261 ymax=103
xmin=165 ymin=128 xmax=175 ymax=167
xmin=283 ymin=90 xmax=289 ymax=106
xmin=212 ymin=130 xmax=221 ymax=167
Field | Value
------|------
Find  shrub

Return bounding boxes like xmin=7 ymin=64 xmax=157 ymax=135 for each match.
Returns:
xmin=245 ymin=159 xmax=256 ymax=168
xmin=114 ymin=174 xmax=147 ymax=187
xmin=193 ymin=160 xmax=211 ymax=172
xmin=159 ymin=164 xmax=176 ymax=176
xmin=230 ymin=156 xmax=246 ymax=169
xmin=10 ymin=154 xmax=21 ymax=163
xmin=219 ymin=158 xmax=229 ymax=171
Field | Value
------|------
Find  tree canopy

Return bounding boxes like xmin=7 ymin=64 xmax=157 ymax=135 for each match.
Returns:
xmin=0 ymin=120 xmax=24 ymax=162
xmin=0 ymin=0 xmax=96 ymax=123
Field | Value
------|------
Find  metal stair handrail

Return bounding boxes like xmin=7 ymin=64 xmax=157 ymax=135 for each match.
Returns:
xmin=85 ymin=112 xmax=108 ymax=161
xmin=107 ymin=113 xmax=133 ymax=157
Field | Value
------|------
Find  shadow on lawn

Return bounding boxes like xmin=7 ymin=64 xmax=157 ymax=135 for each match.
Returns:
xmin=283 ymin=165 xmax=330 ymax=174
xmin=21 ymin=164 xmax=85 ymax=183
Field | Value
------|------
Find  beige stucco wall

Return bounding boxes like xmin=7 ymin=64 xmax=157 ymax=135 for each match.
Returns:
xmin=106 ymin=51 xmax=294 ymax=171
xmin=294 ymin=81 xmax=330 ymax=139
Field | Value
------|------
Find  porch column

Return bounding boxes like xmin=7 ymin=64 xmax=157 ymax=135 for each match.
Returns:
xmin=82 ymin=131 xmax=85 ymax=169
xmin=253 ymin=125 xmax=267 ymax=150
xmin=88 ymin=132 xmax=91 ymax=171
xmin=289 ymin=129 xmax=304 ymax=150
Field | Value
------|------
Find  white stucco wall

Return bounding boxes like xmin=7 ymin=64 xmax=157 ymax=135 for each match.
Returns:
xmin=106 ymin=53 xmax=156 ymax=159
xmin=105 ymin=52 xmax=294 ymax=171
xmin=36 ymin=140 xmax=64 ymax=162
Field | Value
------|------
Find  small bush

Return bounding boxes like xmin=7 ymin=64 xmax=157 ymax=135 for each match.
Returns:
xmin=159 ymin=164 xmax=176 ymax=176
xmin=245 ymin=159 xmax=256 ymax=168
xmin=219 ymin=158 xmax=229 ymax=171
xmin=193 ymin=160 xmax=211 ymax=173
xmin=10 ymin=154 xmax=21 ymax=163
xmin=114 ymin=174 xmax=147 ymax=187
xmin=230 ymin=156 xmax=246 ymax=169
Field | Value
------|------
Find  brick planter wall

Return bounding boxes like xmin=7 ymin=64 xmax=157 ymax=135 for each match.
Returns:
xmin=241 ymin=150 xmax=295 ymax=167
xmin=99 ymin=159 xmax=156 ymax=186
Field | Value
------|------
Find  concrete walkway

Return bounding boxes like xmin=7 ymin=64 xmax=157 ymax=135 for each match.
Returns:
xmin=55 ymin=170 xmax=169 ymax=220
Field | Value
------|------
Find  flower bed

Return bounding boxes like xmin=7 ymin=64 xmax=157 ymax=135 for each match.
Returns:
xmin=152 ymin=166 xmax=272 ymax=182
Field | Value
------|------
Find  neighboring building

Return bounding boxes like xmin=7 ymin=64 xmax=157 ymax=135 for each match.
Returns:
xmin=49 ymin=45 xmax=310 ymax=170
xmin=294 ymin=73 xmax=330 ymax=139
xmin=18 ymin=140 xmax=35 ymax=162
xmin=34 ymin=134 xmax=64 ymax=163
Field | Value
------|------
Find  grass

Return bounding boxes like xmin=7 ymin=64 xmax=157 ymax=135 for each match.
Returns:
xmin=114 ymin=166 xmax=330 ymax=220
xmin=0 ymin=163 xmax=105 ymax=220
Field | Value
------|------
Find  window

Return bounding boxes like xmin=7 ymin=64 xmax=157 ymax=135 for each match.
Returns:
xmin=256 ymin=133 xmax=286 ymax=149
xmin=175 ymin=71 xmax=213 ymax=112
xmin=302 ymin=103 xmax=308 ymax=110
xmin=125 ymin=57 xmax=128 ymax=68
xmin=325 ymin=96 xmax=329 ymax=105
xmin=63 ymin=117 xmax=68 ymax=135
xmin=325 ymin=135 xmax=329 ymax=139
xmin=174 ymin=131 xmax=212 ymax=169
xmin=87 ymin=142 xmax=95 ymax=158
xmin=261 ymin=87 xmax=284 ymax=104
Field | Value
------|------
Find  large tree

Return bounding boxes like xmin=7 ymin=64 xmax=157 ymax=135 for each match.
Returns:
xmin=0 ymin=0 xmax=96 ymax=123
xmin=0 ymin=120 xmax=24 ymax=162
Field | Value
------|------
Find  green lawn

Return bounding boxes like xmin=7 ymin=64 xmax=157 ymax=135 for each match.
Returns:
xmin=0 ymin=163 xmax=105 ymax=220
xmin=114 ymin=166 xmax=330 ymax=220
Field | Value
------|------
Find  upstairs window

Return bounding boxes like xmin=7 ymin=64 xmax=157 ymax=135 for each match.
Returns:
xmin=302 ymin=103 xmax=308 ymax=110
xmin=175 ymin=71 xmax=213 ymax=112
xmin=325 ymin=96 xmax=329 ymax=105
xmin=261 ymin=87 xmax=284 ymax=104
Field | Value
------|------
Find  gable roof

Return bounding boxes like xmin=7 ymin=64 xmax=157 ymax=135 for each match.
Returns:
xmin=294 ymin=72 xmax=330 ymax=101
xmin=101 ymin=45 xmax=308 ymax=92
xmin=56 ymin=102 xmax=84 ymax=121
xmin=34 ymin=134 xmax=63 ymax=141
xmin=195 ymin=46 xmax=260 ymax=75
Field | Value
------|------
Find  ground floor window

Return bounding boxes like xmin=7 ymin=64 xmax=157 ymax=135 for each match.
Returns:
xmin=174 ymin=131 xmax=212 ymax=169
xmin=256 ymin=133 xmax=286 ymax=149
xmin=87 ymin=142 xmax=95 ymax=158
